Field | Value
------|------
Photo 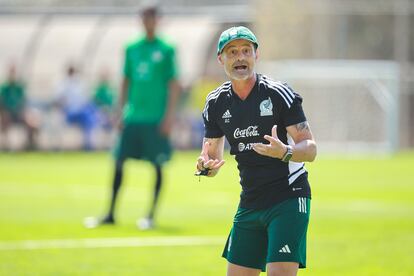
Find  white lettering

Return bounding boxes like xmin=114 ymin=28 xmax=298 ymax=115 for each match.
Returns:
xmin=245 ymin=143 xmax=254 ymax=150
xmin=238 ymin=142 xmax=255 ymax=152
xmin=233 ymin=126 xmax=259 ymax=139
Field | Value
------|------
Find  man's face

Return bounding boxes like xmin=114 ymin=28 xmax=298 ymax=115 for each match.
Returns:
xmin=7 ymin=65 xmax=17 ymax=82
xmin=218 ymin=39 xmax=257 ymax=81
xmin=142 ymin=11 xmax=158 ymax=35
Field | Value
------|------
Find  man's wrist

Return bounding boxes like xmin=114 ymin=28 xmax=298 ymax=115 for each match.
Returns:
xmin=281 ymin=145 xmax=293 ymax=162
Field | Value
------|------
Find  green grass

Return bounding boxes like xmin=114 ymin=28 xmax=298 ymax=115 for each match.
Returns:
xmin=0 ymin=151 xmax=413 ymax=275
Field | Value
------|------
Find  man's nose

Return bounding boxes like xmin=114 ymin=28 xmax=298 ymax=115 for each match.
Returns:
xmin=236 ymin=53 xmax=245 ymax=61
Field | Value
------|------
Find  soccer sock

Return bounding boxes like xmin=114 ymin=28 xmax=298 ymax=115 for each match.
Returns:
xmin=107 ymin=161 xmax=124 ymax=219
xmin=148 ymin=164 xmax=163 ymax=219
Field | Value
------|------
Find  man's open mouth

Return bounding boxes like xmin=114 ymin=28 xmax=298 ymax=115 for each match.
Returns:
xmin=234 ymin=65 xmax=248 ymax=70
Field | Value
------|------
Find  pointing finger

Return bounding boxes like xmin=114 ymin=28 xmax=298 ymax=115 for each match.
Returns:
xmin=272 ymin=125 xmax=278 ymax=139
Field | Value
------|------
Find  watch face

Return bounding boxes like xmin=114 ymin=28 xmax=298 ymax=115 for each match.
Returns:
xmin=284 ymin=153 xmax=292 ymax=162
xmin=282 ymin=146 xmax=293 ymax=162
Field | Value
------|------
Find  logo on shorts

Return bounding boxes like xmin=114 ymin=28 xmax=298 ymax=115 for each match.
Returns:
xmin=298 ymin=197 xmax=307 ymax=213
xmin=279 ymin=244 xmax=291 ymax=253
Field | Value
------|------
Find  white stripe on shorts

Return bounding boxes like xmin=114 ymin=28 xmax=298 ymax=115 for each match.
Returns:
xmin=298 ymin=197 xmax=307 ymax=213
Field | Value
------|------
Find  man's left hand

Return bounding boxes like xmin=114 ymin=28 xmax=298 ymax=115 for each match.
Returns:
xmin=253 ymin=125 xmax=288 ymax=159
xmin=160 ymin=115 xmax=173 ymax=136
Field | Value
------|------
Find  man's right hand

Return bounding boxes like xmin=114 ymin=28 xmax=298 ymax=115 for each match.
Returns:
xmin=196 ymin=141 xmax=225 ymax=177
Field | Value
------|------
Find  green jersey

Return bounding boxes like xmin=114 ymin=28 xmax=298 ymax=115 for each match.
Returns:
xmin=123 ymin=36 xmax=178 ymax=124
xmin=93 ymin=82 xmax=115 ymax=109
xmin=0 ymin=81 xmax=25 ymax=115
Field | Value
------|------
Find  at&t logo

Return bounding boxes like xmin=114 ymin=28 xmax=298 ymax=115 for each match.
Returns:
xmin=238 ymin=142 xmax=255 ymax=152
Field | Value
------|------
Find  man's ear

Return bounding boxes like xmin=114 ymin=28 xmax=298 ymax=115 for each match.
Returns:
xmin=217 ymin=54 xmax=224 ymax=65
xmin=255 ymin=48 xmax=259 ymax=61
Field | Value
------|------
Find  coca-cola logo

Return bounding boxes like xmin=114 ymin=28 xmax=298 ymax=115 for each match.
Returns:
xmin=233 ymin=126 xmax=259 ymax=139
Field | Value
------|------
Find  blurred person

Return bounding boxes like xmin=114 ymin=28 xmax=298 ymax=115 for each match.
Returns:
xmin=195 ymin=26 xmax=317 ymax=275
xmin=0 ymin=64 xmax=39 ymax=150
xmin=56 ymin=65 xmax=97 ymax=150
xmin=86 ymin=3 xmax=181 ymax=230
xmin=92 ymin=69 xmax=116 ymax=130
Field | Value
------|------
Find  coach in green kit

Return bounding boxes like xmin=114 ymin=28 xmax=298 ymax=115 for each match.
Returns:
xmin=195 ymin=26 xmax=317 ymax=275
xmin=93 ymin=4 xmax=181 ymax=230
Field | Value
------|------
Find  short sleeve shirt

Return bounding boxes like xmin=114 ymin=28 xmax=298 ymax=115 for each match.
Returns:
xmin=93 ymin=82 xmax=115 ymax=109
xmin=123 ymin=36 xmax=178 ymax=124
xmin=202 ymin=74 xmax=311 ymax=209
xmin=0 ymin=81 xmax=25 ymax=115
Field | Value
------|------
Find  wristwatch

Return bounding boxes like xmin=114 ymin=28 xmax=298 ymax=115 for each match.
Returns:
xmin=281 ymin=145 xmax=293 ymax=163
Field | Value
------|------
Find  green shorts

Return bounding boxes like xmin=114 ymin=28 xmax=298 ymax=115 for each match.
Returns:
xmin=222 ymin=197 xmax=311 ymax=272
xmin=113 ymin=123 xmax=171 ymax=165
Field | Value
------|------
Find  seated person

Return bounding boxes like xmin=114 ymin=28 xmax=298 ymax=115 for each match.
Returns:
xmin=56 ymin=65 xmax=97 ymax=150
xmin=0 ymin=65 xmax=38 ymax=150
xmin=92 ymin=69 xmax=116 ymax=130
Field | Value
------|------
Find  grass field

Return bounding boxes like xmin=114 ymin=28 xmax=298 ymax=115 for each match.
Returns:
xmin=0 ymin=151 xmax=413 ymax=275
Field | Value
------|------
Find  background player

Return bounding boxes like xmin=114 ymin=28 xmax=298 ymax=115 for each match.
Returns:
xmin=87 ymin=3 xmax=181 ymax=230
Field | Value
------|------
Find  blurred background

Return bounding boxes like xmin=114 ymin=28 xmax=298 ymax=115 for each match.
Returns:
xmin=0 ymin=0 xmax=413 ymax=153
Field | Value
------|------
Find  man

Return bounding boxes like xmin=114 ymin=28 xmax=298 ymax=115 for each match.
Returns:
xmin=196 ymin=26 xmax=317 ymax=275
xmin=56 ymin=65 xmax=97 ymax=150
xmin=0 ymin=65 xmax=38 ymax=150
xmin=86 ymin=4 xmax=180 ymax=230
xmin=92 ymin=68 xmax=116 ymax=131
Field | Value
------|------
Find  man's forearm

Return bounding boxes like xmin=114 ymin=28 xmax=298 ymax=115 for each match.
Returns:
xmin=203 ymin=137 xmax=225 ymax=177
xmin=118 ymin=78 xmax=128 ymax=111
xmin=291 ymin=139 xmax=317 ymax=162
xmin=203 ymin=137 xmax=225 ymax=160
xmin=164 ymin=80 xmax=181 ymax=119
xmin=114 ymin=78 xmax=129 ymax=129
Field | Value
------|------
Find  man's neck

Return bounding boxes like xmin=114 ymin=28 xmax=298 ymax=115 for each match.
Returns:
xmin=146 ymin=32 xmax=156 ymax=41
xmin=231 ymin=73 xmax=257 ymax=100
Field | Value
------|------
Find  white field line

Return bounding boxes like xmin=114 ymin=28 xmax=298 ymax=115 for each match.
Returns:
xmin=0 ymin=236 xmax=225 ymax=251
